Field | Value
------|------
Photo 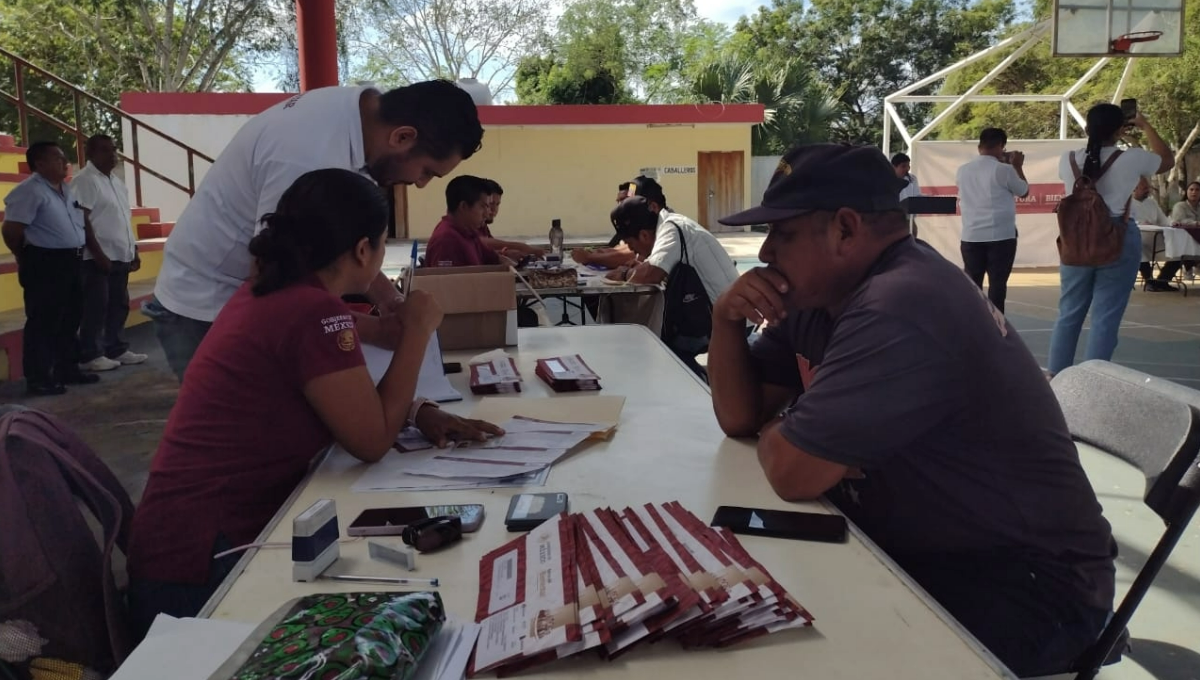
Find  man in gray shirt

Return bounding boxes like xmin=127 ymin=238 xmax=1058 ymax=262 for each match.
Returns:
xmin=709 ymin=143 xmax=1115 ymax=677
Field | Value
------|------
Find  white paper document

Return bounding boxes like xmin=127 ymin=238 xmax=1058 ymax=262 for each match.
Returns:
xmin=363 ymin=331 xmax=462 ymax=403
xmin=397 ymin=417 xmax=601 ymax=479
xmin=109 ymin=615 xmax=255 ymax=680
xmin=351 ymin=451 xmax=550 ymax=492
xmin=411 ymin=619 xmax=482 ymax=680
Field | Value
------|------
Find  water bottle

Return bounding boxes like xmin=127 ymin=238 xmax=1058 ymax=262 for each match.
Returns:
xmin=548 ymin=218 xmax=564 ymax=262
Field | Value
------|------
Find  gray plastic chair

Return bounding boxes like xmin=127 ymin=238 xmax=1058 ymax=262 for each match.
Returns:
xmin=1051 ymin=360 xmax=1200 ymax=680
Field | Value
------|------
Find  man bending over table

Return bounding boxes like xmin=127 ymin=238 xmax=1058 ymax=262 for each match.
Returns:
xmin=708 ymin=143 xmax=1116 ymax=678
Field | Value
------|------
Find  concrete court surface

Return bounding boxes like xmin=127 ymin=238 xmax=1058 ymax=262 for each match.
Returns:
xmin=1 ymin=233 xmax=1199 ymax=680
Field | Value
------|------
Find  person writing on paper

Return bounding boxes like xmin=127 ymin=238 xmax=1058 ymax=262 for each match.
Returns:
xmin=706 ymin=144 xmax=1116 ymax=677
xmin=127 ymin=169 xmax=502 ymax=636
xmin=571 ymin=181 xmax=641 ymax=269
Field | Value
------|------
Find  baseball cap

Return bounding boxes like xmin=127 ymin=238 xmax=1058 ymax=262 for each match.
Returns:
xmin=719 ymin=143 xmax=906 ymax=227
xmin=626 ymin=176 xmax=666 ymax=205
xmin=610 ymin=196 xmax=658 ymax=237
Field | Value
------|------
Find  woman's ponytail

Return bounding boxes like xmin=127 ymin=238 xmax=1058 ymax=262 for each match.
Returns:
xmin=249 ymin=213 xmax=310 ymax=296
xmin=246 ymin=169 xmax=389 ymax=297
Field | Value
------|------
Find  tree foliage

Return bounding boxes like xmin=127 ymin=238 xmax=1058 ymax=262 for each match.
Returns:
xmin=345 ymin=0 xmax=554 ymax=99
xmin=733 ymin=0 xmax=1016 ymax=145
xmin=514 ymin=0 xmax=720 ymax=104
xmin=937 ymin=0 xmax=1200 ymax=169
xmin=0 ymin=0 xmax=264 ymax=157
xmin=689 ymin=55 xmax=840 ymax=154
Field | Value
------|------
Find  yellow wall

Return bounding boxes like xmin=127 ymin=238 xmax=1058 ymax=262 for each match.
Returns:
xmin=406 ymin=124 xmax=753 ymax=239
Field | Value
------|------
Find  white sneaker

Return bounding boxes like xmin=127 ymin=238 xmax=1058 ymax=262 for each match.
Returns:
xmin=80 ymin=356 xmax=120 ymax=372
xmin=114 ymin=351 xmax=148 ymax=365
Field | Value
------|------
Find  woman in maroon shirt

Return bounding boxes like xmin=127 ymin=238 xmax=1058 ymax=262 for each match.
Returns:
xmin=126 ymin=169 xmax=500 ymax=635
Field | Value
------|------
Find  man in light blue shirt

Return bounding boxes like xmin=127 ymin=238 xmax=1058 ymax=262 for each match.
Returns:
xmin=1 ymin=141 xmax=101 ymax=395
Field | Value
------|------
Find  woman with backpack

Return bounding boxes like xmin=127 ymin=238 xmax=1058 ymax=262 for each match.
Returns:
xmin=1047 ymin=104 xmax=1173 ymax=376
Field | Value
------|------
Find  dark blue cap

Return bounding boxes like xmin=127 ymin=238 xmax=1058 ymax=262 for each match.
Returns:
xmin=719 ymin=143 xmax=906 ymax=226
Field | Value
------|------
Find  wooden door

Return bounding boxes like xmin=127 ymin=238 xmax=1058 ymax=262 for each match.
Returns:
xmin=393 ymin=185 xmax=409 ymax=239
xmin=697 ymin=151 xmax=745 ymax=232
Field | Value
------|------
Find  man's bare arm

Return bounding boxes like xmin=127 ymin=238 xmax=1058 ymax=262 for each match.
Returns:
xmin=757 ymin=422 xmax=849 ymax=501
xmin=1 ymin=221 xmax=26 ymax=258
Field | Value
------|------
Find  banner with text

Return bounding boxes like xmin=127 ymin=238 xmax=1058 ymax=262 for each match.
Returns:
xmin=912 ymin=139 xmax=1083 ymax=267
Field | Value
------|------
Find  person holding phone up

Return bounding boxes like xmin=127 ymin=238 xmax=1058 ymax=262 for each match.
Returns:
xmin=708 ymin=143 xmax=1116 ymax=678
xmin=126 ymin=169 xmax=502 ymax=638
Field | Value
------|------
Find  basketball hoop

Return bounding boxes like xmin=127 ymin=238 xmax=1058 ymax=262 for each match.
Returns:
xmin=1110 ymin=30 xmax=1163 ymax=53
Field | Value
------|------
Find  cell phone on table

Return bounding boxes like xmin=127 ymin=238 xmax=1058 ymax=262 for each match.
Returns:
xmin=711 ymin=505 xmax=848 ymax=543
xmin=1121 ymin=98 xmax=1138 ymax=121
xmin=348 ymin=504 xmax=485 ymax=536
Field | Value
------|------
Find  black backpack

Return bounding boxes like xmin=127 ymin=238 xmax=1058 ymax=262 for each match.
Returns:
xmin=661 ymin=222 xmax=713 ymax=345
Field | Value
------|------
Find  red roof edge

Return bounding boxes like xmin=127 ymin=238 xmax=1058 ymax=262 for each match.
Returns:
xmin=119 ymin=92 xmax=765 ymax=125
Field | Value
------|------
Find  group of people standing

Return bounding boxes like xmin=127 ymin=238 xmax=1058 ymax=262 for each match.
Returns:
xmin=895 ymin=103 xmax=1174 ymax=375
xmin=1 ymin=135 xmax=147 ymax=396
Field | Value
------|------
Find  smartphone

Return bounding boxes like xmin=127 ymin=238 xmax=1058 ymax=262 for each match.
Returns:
xmin=711 ymin=506 xmax=848 ymax=543
xmin=348 ymin=504 xmax=485 ymax=536
xmin=1121 ymin=97 xmax=1138 ymax=121
xmin=442 ymin=362 xmax=463 ymax=374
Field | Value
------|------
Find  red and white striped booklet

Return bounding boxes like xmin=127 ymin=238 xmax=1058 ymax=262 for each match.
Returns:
xmin=468 ymin=502 xmax=812 ymax=676
xmin=469 ymin=357 xmax=523 ymax=395
xmin=469 ymin=513 xmax=581 ymax=676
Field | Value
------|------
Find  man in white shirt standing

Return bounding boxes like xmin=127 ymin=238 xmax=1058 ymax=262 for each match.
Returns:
xmin=955 ymin=127 xmax=1029 ymax=312
xmin=72 ymin=134 xmax=148 ymax=372
xmin=894 ymin=153 xmax=922 ymax=237
xmin=144 ymin=80 xmax=484 ymax=381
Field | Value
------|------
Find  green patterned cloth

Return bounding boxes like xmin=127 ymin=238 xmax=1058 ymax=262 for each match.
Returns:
xmin=219 ymin=592 xmax=444 ymax=680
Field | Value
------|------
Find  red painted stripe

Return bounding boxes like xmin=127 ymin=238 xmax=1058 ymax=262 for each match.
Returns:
xmin=0 ymin=172 xmax=27 ymax=184
xmin=925 ymin=183 xmax=1067 ymax=215
xmin=119 ymin=91 xmax=765 ymax=126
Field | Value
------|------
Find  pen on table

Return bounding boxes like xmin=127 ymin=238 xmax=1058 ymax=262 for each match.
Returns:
xmin=404 ymin=240 xmax=419 ymax=296
xmin=321 ymin=574 xmax=440 ymax=587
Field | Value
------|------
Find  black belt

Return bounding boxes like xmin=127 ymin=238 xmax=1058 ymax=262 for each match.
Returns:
xmin=24 ymin=245 xmax=84 ymax=258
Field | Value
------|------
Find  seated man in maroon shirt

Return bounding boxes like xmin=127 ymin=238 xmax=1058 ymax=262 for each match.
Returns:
xmin=708 ymin=144 xmax=1116 ymax=678
xmin=424 ymin=175 xmax=500 ymax=267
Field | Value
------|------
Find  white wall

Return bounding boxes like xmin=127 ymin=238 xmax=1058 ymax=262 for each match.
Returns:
xmin=120 ymin=114 xmax=253 ymax=222
xmin=751 ymin=155 xmax=782 ymax=207
xmin=912 ymin=139 xmax=1082 ymax=267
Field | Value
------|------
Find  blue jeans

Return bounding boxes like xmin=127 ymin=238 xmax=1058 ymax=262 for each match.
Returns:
xmin=141 ymin=297 xmax=212 ymax=382
xmin=1048 ymin=218 xmax=1141 ymax=375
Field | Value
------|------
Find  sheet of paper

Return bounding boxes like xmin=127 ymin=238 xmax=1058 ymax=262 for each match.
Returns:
xmin=110 ymin=615 xmax=255 ymax=680
xmin=411 ymin=619 xmax=481 ymax=680
xmin=471 ymin=396 xmax=625 ymax=431
xmin=399 ymin=417 xmax=602 ymax=479
xmin=363 ymin=331 xmax=462 ymax=403
xmin=351 ymin=447 xmax=550 ymax=493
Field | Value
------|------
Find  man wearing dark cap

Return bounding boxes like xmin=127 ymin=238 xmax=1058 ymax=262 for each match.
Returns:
xmin=707 ymin=143 xmax=1116 ymax=677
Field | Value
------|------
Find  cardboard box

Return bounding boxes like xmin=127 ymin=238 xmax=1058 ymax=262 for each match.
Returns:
xmin=412 ymin=265 xmax=517 ymax=351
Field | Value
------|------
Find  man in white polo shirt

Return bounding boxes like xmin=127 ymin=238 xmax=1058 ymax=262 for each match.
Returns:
xmin=955 ymin=127 xmax=1029 ymax=313
xmin=607 ymin=188 xmax=740 ymax=378
xmin=72 ymin=133 xmax=148 ymax=372
xmin=144 ymin=80 xmax=483 ymax=380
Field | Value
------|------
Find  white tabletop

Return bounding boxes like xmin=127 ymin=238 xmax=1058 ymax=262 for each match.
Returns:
xmin=204 ymin=325 xmax=1011 ymax=679
xmin=1140 ymin=224 xmax=1200 ymax=259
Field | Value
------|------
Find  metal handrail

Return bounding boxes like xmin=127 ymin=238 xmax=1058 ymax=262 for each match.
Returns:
xmin=0 ymin=47 xmax=214 ymax=208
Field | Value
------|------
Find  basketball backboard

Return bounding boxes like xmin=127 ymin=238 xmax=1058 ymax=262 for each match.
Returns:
xmin=1053 ymin=0 xmax=1184 ymax=56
